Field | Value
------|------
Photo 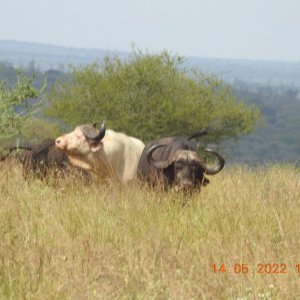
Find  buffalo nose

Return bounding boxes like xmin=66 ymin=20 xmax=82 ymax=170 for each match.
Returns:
xmin=55 ymin=138 xmax=64 ymax=149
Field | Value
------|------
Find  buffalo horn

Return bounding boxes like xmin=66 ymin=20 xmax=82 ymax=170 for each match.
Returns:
xmin=146 ymin=144 xmax=170 ymax=169
xmin=187 ymin=127 xmax=208 ymax=140
xmin=200 ymin=148 xmax=225 ymax=175
xmin=95 ymin=121 xmax=106 ymax=141
xmin=82 ymin=121 xmax=106 ymax=141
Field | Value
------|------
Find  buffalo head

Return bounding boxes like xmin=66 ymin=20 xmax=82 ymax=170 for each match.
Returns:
xmin=55 ymin=121 xmax=108 ymax=174
xmin=146 ymin=144 xmax=225 ymax=191
xmin=55 ymin=122 xmax=106 ymax=155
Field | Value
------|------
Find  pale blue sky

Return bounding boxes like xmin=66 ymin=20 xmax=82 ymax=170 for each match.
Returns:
xmin=1 ymin=0 xmax=300 ymax=61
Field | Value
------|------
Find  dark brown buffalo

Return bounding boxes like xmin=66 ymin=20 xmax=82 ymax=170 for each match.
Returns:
xmin=1 ymin=139 xmax=87 ymax=179
xmin=137 ymin=130 xmax=225 ymax=192
xmin=22 ymin=139 xmax=69 ymax=178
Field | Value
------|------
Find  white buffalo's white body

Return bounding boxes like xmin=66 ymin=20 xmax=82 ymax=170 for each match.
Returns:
xmin=55 ymin=125 xmax=145 ymax=184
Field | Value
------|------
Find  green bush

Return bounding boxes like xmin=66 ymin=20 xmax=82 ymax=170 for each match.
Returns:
xmin=20 ymin=117 xmax=62 ymax=143
xmin=47 ymin=50 xmax=261 ymax=142
xmin=0 ymin=70 xmax=45 ymax=141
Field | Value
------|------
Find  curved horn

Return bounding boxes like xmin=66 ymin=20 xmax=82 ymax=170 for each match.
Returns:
xmin=94 ymin=121 xmax=106 ymax=141
xmin=187 ymin=127 xmax=208 ymax=140
xmin=82 ymin=121 xmax=106 ymax=141
xmin=146 ymin=144 xmax=170 ymax=169
xmin=200 ymin=148 xmax=225 ymax=175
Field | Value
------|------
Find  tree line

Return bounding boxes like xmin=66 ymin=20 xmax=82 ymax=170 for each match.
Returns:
xmin=1 ymin=50 xmax=261 ymax=160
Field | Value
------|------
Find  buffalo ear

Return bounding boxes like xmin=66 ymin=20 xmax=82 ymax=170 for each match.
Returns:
xmin=202 ymin=176 xmax=210 ymax=186
xmin=90 ymin=141 xmax=102 ymax=153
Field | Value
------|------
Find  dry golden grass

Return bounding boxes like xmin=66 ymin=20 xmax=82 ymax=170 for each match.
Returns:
xmin=0 ymin=160 xmax=299 ymax=299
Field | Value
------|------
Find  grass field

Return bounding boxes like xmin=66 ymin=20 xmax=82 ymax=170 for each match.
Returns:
xmin=0 ymin=160 xmax=299 ymax=299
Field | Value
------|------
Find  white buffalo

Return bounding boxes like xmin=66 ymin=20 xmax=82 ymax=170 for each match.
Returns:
xmin=55 ymin=122 xmax=145 ymax=183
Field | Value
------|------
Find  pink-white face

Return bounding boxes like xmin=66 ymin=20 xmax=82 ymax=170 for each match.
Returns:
xmin=55 ymin=125 xmax=103 ymax=156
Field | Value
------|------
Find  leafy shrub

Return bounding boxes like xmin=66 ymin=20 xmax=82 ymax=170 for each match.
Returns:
xmin=47 ymin=50 xmax=261 ymax=142
xmin=0 ymin=70 xmax=45 ymax=141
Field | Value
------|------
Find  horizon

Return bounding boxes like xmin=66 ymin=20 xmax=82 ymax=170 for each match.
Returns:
xmin=1 ymin=39 xmax=300 ymax=65
xmin=0 ymin=0 xmax=300 ymax=63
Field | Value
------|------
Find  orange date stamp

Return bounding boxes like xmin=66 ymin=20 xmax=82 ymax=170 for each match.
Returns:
xmin=212 ymin=263 xmax=300 ymax=274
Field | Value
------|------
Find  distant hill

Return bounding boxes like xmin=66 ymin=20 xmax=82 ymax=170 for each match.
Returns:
xmin=186 ymin=57 xmax=300 ymax=87
xmin=1 ymin=40 xmax=300 ymax=87
xmin=0 ymin=40 xmax=127 ymax=71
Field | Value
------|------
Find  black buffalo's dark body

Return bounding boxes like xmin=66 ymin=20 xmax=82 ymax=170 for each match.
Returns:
xmin=1 ymin=139 xmax=89 ymax=179
xmin=138 ymin=132 xmax=225 ymax=191
xmin=22 ymin=139 xmax=69 ymax=178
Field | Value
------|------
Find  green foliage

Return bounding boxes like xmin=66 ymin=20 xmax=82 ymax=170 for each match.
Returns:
xmin=0 ymin=70 xmax=45 ymax=140
xmin=229 ymin=84 xmax=300 ymax=164
xmin=47 ymin=50 xmax=261 ymax=142
xmin=20 ymin=118 xmax=62 ymax=143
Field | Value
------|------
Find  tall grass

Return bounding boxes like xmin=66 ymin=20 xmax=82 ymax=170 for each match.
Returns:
xmin=0 ymin=160 xmax=299 ymax=299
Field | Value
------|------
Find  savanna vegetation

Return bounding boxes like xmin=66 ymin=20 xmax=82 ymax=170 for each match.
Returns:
xmin=2 ymin=53 xmax=299 ymax=164
xmin=0 ymin=161 xmax=299 ymax=299
xmin=229 ymin=84 xmax=300 ymax=164
xmin=1 ymin=50 xmax=261 ymax=156
xmin=46 ymin=50 xmax=260 ymax=143
xmin=0 ymin=50 xmax=299 ymax=299
xmin=0 ymin=62 xmax=66 ymax=144
xmin=0 ymin=70 xmax=44 ymax=140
